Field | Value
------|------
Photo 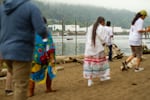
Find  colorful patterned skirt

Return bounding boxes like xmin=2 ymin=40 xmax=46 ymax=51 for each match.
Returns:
xmin=30 ymin=63 xmax=56 ymax=84
xmin=83 ymin=52 xmax=110 ymax=79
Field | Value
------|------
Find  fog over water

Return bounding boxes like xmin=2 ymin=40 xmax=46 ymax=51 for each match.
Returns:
xmin=52 ymin=35 xmax=150 ymax=56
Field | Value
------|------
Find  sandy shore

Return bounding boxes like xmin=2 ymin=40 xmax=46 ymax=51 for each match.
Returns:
xmin=1 ymin=55 xmax=150 ymax=100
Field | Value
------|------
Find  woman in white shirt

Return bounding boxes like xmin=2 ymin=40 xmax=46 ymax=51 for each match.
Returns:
xmin=122 ymin=10 xmax=150 ymax=72
xmin=83 ymin=16 xmax=110 ymax=87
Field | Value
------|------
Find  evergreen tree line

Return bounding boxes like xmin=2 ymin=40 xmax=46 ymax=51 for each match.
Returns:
xmin=33 ymin=1 xmax=150 ymax=29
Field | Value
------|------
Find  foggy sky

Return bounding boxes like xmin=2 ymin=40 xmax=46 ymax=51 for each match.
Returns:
xmin=37 ymin=0 xmax=149 ymax=12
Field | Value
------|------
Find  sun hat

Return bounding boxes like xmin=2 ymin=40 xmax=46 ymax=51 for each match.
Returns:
xmin=139 ymin=10 xmax=148 ymax=16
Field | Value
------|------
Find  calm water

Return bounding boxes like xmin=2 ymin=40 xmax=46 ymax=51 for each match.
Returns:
xmin=52 ymin=35 xmax=150 ymax=56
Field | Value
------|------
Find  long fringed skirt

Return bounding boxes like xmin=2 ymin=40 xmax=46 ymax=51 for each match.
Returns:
xmin=83 ymin=52 xmax=110 ymax=79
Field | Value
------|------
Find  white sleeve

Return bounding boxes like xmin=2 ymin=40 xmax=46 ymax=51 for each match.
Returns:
xmin=46 ymin=45 xmax=49 ymax=51
xmin=110 ymin=28 xmax=113 ymax=36
xmin=42 ymin=38 xmax=48 ymax=42
xmin=136 ymin=19 xmax=144 ymax=31
xmin=97 ymin=26 xmax=108 ymax=43
xmin=42 ymin=38 xmax=49 ymax=51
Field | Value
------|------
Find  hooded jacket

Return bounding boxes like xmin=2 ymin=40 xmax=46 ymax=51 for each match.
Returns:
xmin=0 ymin=0 xmax=47 ymax=61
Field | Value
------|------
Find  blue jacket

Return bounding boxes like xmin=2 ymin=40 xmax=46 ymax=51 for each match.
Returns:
xmin=0 ymin=0 xmax=47 ymax=61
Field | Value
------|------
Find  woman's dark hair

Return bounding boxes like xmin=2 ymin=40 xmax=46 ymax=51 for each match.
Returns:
xmin=131 ymin=12 xmax=142 ymax=25
xmin=92 ymin=16 xmax=105 ymax=47
xmin=106 ymin=21 xmax=111 ymax=26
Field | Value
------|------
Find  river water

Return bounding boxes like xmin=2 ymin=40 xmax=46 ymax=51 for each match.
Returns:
xmin=52 ymin=35 xmax=150 ymax=56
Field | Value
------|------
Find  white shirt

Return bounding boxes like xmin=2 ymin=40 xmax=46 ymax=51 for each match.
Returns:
xmin=104 ymin=26 xmax=113 ymax=45
xmin=84 ymin=24 xmax=108 ymax=56
xmin=129 ymin=18 xmax=144 ymax=46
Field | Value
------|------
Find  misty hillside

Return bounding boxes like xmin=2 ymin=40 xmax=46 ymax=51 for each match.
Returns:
xmin=33 ymin=1 xmax=150 ymax=28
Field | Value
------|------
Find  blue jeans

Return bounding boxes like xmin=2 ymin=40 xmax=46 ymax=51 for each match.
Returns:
xmin=108 ymin=45 xmax=112 ymax=61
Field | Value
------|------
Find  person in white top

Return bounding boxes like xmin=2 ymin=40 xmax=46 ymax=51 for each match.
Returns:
xmin=83 ymin=16 xmax=111 ymax=87
xmin=105 ymin=21 xmax=113 ymax=61
xmin=122 ymin=10 xmax=150 ymax=72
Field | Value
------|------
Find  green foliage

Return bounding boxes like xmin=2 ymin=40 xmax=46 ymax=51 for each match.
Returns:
xmin=32 ymin=1 xmax=150 ymax=28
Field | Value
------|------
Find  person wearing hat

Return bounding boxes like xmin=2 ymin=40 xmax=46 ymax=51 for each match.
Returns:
xmin=121 ymin=10 xmax=150 ymax=72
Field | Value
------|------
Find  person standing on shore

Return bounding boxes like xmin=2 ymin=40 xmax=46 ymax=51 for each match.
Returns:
xmin=122 ymin=10 xmax=150 ymax=72
xmin=28 ymin=17 xmax=57 ymax=97
xmin=105 ymin=21 xmax=114 ymax=61
xmin=0 ymin=0 xmax=47 ymax=100
xmin=83 ymin=16 xmax=111 ymax=87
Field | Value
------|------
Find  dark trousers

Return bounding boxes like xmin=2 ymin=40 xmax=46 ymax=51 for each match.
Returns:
xmin=108 ymin=45 xmax=112 ymax=61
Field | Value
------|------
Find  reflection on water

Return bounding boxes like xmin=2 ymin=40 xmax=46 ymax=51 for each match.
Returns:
xmin=53 ymin=35 xmax=150 ymax=56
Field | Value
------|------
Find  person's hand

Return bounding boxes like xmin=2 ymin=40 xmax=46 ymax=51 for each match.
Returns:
xmin=146 ymin=26 xmax=150 ymax=32
xmin=42 ymin=38 xmax=48 ymax=42
xmin=51 ymin=59 xmax=55 ymax=64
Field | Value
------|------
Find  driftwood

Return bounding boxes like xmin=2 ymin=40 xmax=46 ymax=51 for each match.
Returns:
xmin=112 ymin=44 xmax=124 ymax=59
xmin=56 ymin=56 xmax=68 ymax=64
xmin=127 ymin=58 xmax=137 ymax=68
xmin=56 ymin=55 xmax=84 ymax=64
xmin=67 ymin=55 xmax=84 ymax=64
xmin=142 ymin=44 xmax=150 ymax=54
xmin=55 ymin=44 xmax=124 ymax=64
xmin=0 ymin=76 xmax=6 ymax=85
xmin=75 ymin=58 xmax=84 ymax=64
xmin=0 ymin=68 xmax=7 ymax=85
xmin=104 ymin=44 xmax=124 ymax=59
xmin=56 ymin=66 xmax=64 ymax=71
xmin=0 ymin=68 xmax=7 ymax=77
